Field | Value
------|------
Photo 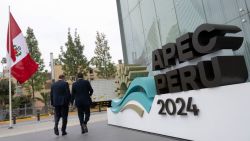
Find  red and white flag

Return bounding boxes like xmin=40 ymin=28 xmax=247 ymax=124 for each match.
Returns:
xmin=7 ymin=12 xmax=38 ymax=84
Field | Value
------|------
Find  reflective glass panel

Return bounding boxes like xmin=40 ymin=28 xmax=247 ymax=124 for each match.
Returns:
xmin=120 ymin=0 xmax=129 ymax=20
xmin=128 ymin=0 xmax=139 ymax=12
xmin=154 ymin=0 xmax=180 ymax=45
xmin=174 ymin=0 xmax=206 ymax=34
xmin=140 ymin=0 xmax=161 ymax=65
xmin=123 ymin=17 xmax=135 ymax=64
xmin=130 ymin=5 xmax=148 ymax=65
xmin=203 ymin=0 xmax=240 ymax=24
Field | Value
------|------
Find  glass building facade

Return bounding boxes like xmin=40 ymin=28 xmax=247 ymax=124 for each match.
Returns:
xmin=116 ymin=0 xmax=250 ymax=79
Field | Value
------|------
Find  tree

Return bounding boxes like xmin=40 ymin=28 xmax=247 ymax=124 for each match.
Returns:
xmin=59 ymin=29 xmax=88 ymax=80
xmin=23 ymin=27 xmax=46 ymax=102
xmin=1 ymin=57 xmax=7 ymax=78
xmin=91 ymin=31 xmax=116 ymax=79
xmin=54 ymin=59 xmax=62 ymax=65
xmin=35 ymin=92 xmax=50 ymax=113
xmin=12 ymin=95 xmax=32 ymax=109
xmin=0 ymin=79 xmax=15 ymax=109
xmin=1 ymin=58 xmax=7 ymax=65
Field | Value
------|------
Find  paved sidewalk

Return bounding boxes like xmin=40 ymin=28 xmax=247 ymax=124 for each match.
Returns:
xmin=0 ymin=112 xmax=187 ymax=141
xmin=0 ymin=112 xmax=107 ymax=138
xmin=0 ymin=120 xmax=184 ymax=141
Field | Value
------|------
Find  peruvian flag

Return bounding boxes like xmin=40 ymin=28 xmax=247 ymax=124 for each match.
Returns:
xmin=7 ymin=12 xmax=38 ymax=84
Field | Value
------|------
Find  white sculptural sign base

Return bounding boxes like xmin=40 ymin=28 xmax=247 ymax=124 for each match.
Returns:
xmin=107 ymin=82 xmax=250 ymax=141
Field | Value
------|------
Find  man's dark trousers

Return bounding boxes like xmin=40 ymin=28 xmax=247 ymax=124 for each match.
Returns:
xmin=77 ymin=105 xmax=90 ymax=125
xmin=54 ymin=105 xmax=69 ymax=132
xmin=72 ymin=78 xmax=93 ymax=133
xmin=50 ymin=79 xmax=71 ymax=135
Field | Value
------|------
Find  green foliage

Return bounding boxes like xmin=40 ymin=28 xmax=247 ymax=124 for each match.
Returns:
xmin=12 ymin=95 xmax=32 ymax=109
xmin=54 ymin=59 xmax=62 ymax=65
xmin=105 ymin=62 xmax=117 ymax=78
xmin=35 ymin=92 xmax=50 ymax=106
xmin=91 ymin=31 xmax=116 ymax=79
xmin=24 ymin=27 xmax=47 ymax=99
xmin=59 ymin=29 xmax=88 ymax=80
xmin=1 ymin=58 xmax=7 ymax=78
xmin=1 ymin=57 xmax=7 ymax=64
xmin=35 ymin=92 xmax=50 ymax=113
xmin=0 ymin=79 xmax=15 ymax=108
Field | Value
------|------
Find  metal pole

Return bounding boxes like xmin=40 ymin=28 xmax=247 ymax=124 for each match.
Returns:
xmin=50 ymin=53 xmax=55 ymax=82
xmin=8 ymin=6 xmax=13 ymax=129
xmin=24 ymin=104 xmax=27 ymax=116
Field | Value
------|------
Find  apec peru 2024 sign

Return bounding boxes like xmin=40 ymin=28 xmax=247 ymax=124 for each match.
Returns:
xmin=152 ymin=24 xmax=248 ymax=116
xmin=108 ymin=23 xmax=250 ymax=141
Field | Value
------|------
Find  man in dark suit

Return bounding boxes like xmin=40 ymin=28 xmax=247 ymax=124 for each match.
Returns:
xmin=71 ymin=73 xmax=93 ymax=134
xmin=50 ymin=74 xmax=71 ymax=136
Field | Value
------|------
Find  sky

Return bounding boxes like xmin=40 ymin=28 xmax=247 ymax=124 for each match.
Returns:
xmin=0 ymin=0 xmax=123 ymax=71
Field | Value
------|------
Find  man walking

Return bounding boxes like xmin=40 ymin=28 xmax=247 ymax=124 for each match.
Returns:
xmin=71 ymin=73 xmax=93 ymax=134
xmin=50 ymin=74 xmax=71 ymax=136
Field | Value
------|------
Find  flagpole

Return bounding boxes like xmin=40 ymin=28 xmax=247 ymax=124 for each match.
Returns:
xmin=8 ymin=6 xmax=13 ymax=129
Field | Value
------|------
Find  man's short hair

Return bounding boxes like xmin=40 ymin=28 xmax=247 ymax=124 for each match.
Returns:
xmin=77 ymin=73 xmax=83 ymax=79
xmin=59 ymin=74 xmax=65 ymax=79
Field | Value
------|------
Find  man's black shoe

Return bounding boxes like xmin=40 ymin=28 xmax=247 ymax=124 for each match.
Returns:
xmin=54 ymin=128 xmax=59 ymax=136
xmin=81 ymin=125 xmax=86 ymax=134
xmin=83 ymin=124 xmax=88 ymax=133
xmin=62 ymin=131 xmax=67 ymax=136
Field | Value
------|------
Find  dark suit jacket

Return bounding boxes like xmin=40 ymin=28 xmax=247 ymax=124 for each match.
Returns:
xmin=50 ymin=80 xmax=71 ymax=106
xmin=71 ymin=79 xmax=93 ymax=107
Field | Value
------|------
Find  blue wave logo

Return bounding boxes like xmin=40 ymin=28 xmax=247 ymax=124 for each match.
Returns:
xmin=111 ymin=77 xmax=157 ymax=117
